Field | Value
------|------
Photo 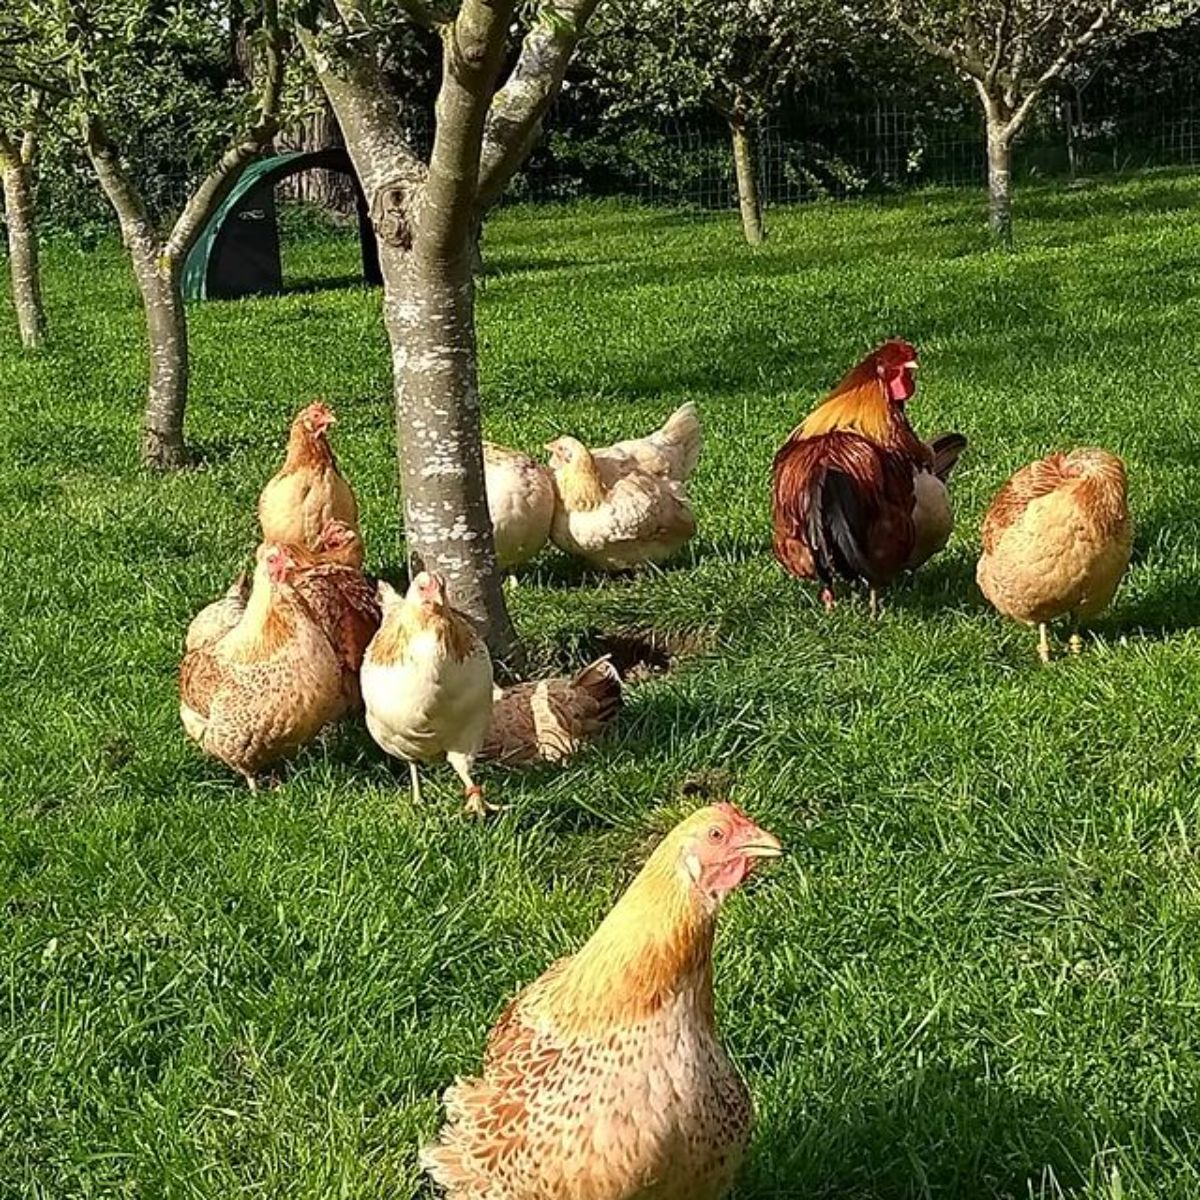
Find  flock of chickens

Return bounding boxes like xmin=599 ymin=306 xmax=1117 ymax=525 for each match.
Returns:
xmin=177 ymin=339 xmax=1134 ymax=1199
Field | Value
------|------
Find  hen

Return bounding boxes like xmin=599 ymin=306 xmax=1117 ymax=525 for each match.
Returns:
xmin=590 ymin=402 xmax=702 ymax=484
xmin=484 ymin=443 xmax=557 ymax=569
xmin=184 ymin=573 xmax=250 ymax=652
xmin=179 ymin=545 xmax=344 ymax=788
xmin=481 ymin=657 xmax=622 ymax=765
xmin=977 ymin=448 xmax=1132 ymax=662
xmin=771 ymin=340 xmax=966 ymax=615
xmin=547 ymin=436 xmax=696 ymax=572
xmin=361 ymin=572 xmax=495 ymax=816
xmin=421 ymin=802 xmax=782 ymax=1200
xmin=286 ymin=521 xmax=381 ymax=712
xmin=258 ymin=402 xmax=359 ymax=549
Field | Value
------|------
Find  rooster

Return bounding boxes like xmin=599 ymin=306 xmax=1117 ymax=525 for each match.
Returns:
xmin=360 ymin=572 xmax=495 ymax=817
xmin=421 ymin=803 xmax=782 ymax=1200
xmin=977 ymin=448 xmax=1132 ymax=662
xmin=259 ymin=402 xmax=359 ymax=549
xmin=481 ymin=657 xmax=622 ymax=765
xmin=179 ymin=545 xmax=344 ymax=789
xmin=771 ymin=340 xmax=966 ymax=615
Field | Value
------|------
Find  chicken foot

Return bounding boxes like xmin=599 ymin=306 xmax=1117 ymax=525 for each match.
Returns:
xmin=449 ymin=752 xmax=500 ymax=819
xmin=819 ymin=586 xmax=836 ymax=612
xmin=1037 ymin=622 xmax=1052 ymax=664
xmin=869 ymin=588 xmax=882 ymax=621
xmin=1068 ymin=614 xmax=1083 ymax=656
xmin=408 ymin=761 xmax=423 ymax=806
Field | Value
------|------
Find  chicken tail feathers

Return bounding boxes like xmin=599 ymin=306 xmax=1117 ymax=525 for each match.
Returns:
xmin=929 ymin=432 xmax=967 ymax=482
xmin=811 ymin=467 xmax=876 ymax=585
xmin=572 ymin=656 xmax=622 ymax=725
xmin=657 ymin=402 xmax=701 ymax=479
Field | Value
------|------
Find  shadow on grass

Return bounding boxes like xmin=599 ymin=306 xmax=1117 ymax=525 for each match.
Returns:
xmin=740 ymin=1066 xmax=1100 ymax=1199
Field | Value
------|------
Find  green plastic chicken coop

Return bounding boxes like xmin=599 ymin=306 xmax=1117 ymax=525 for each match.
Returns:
xmin=182 ymin=148 xmax=382 ymax=301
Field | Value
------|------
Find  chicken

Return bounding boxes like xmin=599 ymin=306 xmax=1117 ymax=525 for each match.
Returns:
xmin=258 ymin=401 xmax=359 ymax=550
xmin=546 ymin=436 xmax=696 ymax=572
xmin=771 ymin=339 xmax=966 ymax=616
xmin=286 ymin=521 xmax=381 ymax=712
xmin=484 ymin=443 xmax=556 ymax=569
xmin=184 ymin=572 xmax=250 ymax=652
xmin=421 ymin=802 xmax=782 ymax=1200
xmin=977 ymin=447 xmax=1132 ymax=662
xmin=360 ymin=572 xmax=495 ymax=817
xmin=179 ymin=545 xmax=344 ymax=789
xmin=481 ymin=657 xmax=622 ymax=765
xmin=589 ymin=401 xmax=702 ymax=484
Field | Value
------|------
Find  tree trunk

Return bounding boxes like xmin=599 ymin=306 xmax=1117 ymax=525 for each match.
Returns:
xmin=729 ymin=116 xmax=764 ymax=245
xmin=385 ymin=244 xmax=519 ymax=662
xmin=131 ymin=251 xmax=190 ymax=470
xmin=1 ymin=152 xmax=46 ymax=350
xmin=985 ymin=118 xmax=1014 ymax=247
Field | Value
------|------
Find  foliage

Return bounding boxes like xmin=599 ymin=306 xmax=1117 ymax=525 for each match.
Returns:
xmin=5 ymin=175 xmax=1200 ymax=1194
xmin=581 ymin=0 xmax=848 ymax=123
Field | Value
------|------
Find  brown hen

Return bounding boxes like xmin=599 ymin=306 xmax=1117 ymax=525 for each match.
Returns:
xmin=179 ymin=545 xmax=344 ymax=788
xmin=977 ymin=448 xmax=1132 ymax=661
xmin=421 ymin=803 xmax=782 ymax=1200
xmin=481 ymin=657 xmax=621 ymax=765
xmin=258 ymin=402 xmax=359 ymax=550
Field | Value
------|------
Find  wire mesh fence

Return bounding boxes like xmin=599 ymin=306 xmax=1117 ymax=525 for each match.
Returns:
xmin=516 ymin=70 xmax=1200 ymax=212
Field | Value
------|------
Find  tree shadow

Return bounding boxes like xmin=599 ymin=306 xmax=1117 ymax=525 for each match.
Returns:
xmin=738 ymin=1065 xmax=1108 ymax=1198
xmin=281 ymin=273 xmax=377 ymax=295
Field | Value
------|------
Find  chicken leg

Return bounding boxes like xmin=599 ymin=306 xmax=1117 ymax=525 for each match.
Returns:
xmin=1037 ymin=622 xmax=1052 ymax=664
xmin=449 ymin=751 xmax=498 ymax=818
xmin=409 ymin=761 xmax=423 ymax=806
xmin=869 ymin=588 xmax=882 ymax=620
xmin=1068 ymin=614 xmax=1083 ymax=656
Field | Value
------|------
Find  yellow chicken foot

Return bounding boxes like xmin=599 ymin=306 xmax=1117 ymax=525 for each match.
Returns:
xmin=1069 ymin=616 xmax=1083 ymax=655
xmin=463 ymin=785 xmax=502 ymax=819
xmin=1037 ymin=622 xmax=1052 ymax=664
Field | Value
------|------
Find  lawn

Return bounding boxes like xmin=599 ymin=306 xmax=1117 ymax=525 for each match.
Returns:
xmin=4 ymin=172 xmax=1200 ymax=1199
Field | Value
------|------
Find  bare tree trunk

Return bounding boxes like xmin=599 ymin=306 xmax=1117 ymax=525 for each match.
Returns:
xmin=130 ymin=251 xmax=189 ymax=468
xmin=0 ymin=148 xmax=46 ymax=350
xmin=386 ymin=244 xmax=515 ymax=656
xmin=985 ymin=114 xmax=1014 ymax=247
xmin=729 ymin=115 xmax=764 ymax=245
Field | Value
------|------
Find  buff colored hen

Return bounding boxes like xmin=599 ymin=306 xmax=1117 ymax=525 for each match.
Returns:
xmin=546 ymin=436 xmax=696 ymax=572
xmin=589 ymin=402 xmax=702 ymax=484
xmin=361 ymin=572 xmax=495 ymax=817
xmin=259 ymin=402 xmax=359 ymax=549
xmin=421 ymin=803 xmax=782 ymax=1200
xmin=179 ymin=545 xmax=344 ymax=788
xmin=484 ymin=443 xmax=556 ymax=569
xmin=977 ymin=447 xmax=1132 ymax=662
xmin=481 ymin=657 xmax=621 ymax=765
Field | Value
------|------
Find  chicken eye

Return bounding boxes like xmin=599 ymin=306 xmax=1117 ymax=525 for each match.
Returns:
xmin=707 ymin=826 xmax=725 ymax=844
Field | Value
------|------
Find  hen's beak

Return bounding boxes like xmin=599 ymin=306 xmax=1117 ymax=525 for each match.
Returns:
xmin=740 ymin=831 xmax=784 ymax=859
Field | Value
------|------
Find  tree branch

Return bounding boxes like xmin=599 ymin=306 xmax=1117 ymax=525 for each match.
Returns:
xmin=164 ymin=0 xmax=288 ymax=260
xmin=985 ymin=0 xmax=1012 ymax=90
xmin=298 ymin=17 xmax=426 ymax=204
xmin=1008 ymin=2 xmax=1115 ymax=135
xmin=80 ymin=112 xmax=160 ymax=262
xmin=420 ymin=0 xmax=516 ymax=255
xmin=475 ymin=0 xmax=602 ymax=211
xmin=894 ymin=16 xmax=988 ymax=80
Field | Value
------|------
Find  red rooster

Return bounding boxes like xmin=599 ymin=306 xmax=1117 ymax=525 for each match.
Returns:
xmin=771 ymin=339 xmax=965 ymax=615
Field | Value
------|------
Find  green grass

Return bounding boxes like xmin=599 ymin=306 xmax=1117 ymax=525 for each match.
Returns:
xmin=5 ymin=172 xmax=1200 ymax=1199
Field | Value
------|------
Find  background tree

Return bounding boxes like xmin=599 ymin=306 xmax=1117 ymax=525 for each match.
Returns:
xmin=882 ymin=0 xmax=1199 ymax=244
xmin=0 ymin=15 xmax=60 ymax=350
xmin=296 ymin=0 xmax=609 ymax=659
xmin=45 ymin=0 xmax=287 ymax=468
xmin=582 ymin=0 xmax=843 ymax=244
